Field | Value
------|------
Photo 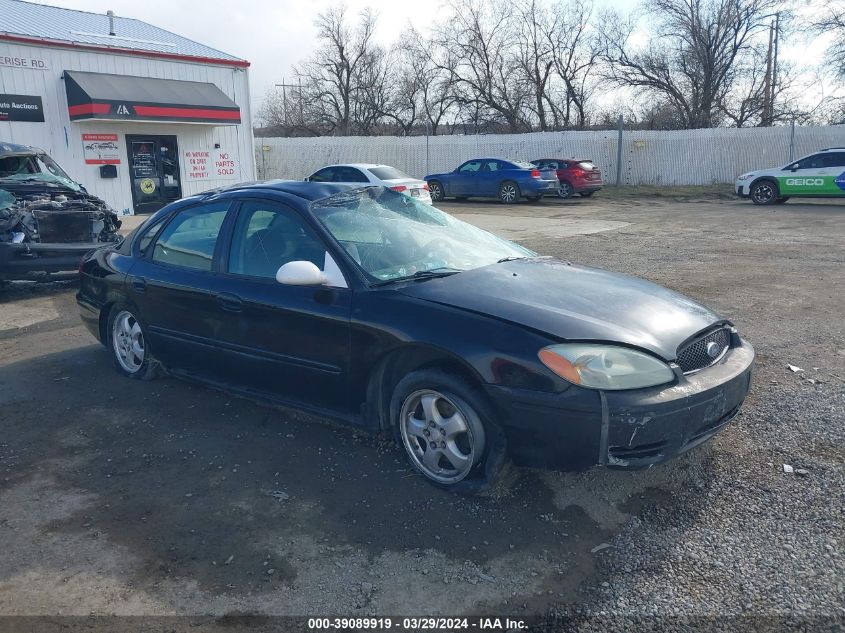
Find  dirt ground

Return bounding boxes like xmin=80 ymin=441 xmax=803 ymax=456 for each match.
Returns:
xmin=0 ymin=194 xmax=842 ymax=626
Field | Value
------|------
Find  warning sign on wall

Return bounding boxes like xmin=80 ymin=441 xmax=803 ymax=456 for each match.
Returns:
xmin=82 ymin=133 xmax=121 ymax=165
xmin=183 ymin=149 xmax=239 ymax=181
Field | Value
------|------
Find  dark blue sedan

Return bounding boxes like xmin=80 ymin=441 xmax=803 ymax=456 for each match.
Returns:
xmin=425 ymin=158 xmax=559 ymax=203
xmin=77 ymin=181 xmax=753 ymax=494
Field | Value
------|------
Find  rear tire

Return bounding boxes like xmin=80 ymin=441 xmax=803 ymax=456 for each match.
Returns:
xmin=750 ymin=180 xmax=779 ymax=205
xmin=390 ymin=369 xmax=510 ymax=494
xmin=557 ymin=181 xmax=574 ymax=198
xmin=107 ymin=305 xmax=159 ymax=380
xmin=498 ymin=181 xmax=520 ymax=204
xmin=428 ymin=181 xmax=445 ymax=202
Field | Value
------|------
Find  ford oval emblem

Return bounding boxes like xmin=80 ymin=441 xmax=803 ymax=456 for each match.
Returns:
xmin=706 ymin=341 xmax=722 ymax=359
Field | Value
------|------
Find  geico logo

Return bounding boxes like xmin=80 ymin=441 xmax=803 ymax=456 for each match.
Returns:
xmin=785 ymin=178 xmax=824 ymax=186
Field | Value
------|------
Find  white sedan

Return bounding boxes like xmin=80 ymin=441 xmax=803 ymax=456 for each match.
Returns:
xmin=305 ymin=163 xmax=432 ymax=204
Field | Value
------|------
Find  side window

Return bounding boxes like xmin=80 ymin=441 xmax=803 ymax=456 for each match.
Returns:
xmin=228 ymin=201 xmax=327 ymax=279
xmin=309 ymin=167 xmax=335 ymax=183
xmin=483 ymin=160 xmax=500 ymax=172
xmin=459 ymin=160 xmax=482 ymax=173
xmin=151 ymin=202 xmax=229 ymax=271
xmin=138 ymin=219 xmax=165 ymax=256
xmin=797 ymin=154 xmax=825 ymax=169
xmin=824 ymin=152 xmax=845 ymax=167
xmin=336 ymin=167 xmax=369 ymax=183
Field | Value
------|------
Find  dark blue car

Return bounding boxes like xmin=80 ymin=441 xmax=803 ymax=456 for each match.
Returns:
xmin=425 ymin=158 xmax=559 ymax=203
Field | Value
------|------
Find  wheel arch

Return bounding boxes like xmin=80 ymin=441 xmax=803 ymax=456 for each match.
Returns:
xmin=364 ymin=344 xmax=489 ymax=433
xmin=749 ymin=176 xmax=780 ymax=194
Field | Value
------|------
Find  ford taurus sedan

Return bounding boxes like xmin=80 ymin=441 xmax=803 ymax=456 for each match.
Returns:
xmin=77 ymin=181 xmax=754 ymax=493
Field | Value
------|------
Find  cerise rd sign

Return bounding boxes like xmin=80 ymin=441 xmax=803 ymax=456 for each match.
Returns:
xmin=0 ymin=56 xmax=48 ymax=70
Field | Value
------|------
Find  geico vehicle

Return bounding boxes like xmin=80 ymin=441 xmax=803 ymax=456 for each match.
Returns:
xmin=736 ymin=147 xmax=845 ymax=205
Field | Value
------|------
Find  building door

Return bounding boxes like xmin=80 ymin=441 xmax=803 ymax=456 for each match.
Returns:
xmin=126 ymin=135 xmax=182 ymax=214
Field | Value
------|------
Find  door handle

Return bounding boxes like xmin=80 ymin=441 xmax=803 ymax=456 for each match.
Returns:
xmin=131 ymin=276 xmax=147 ymax=294
xmin=216 ymin=293 xmax=243 ymax=313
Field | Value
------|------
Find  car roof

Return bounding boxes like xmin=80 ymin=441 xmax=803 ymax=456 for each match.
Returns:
xmin=0 ymin=141 xmax=42 ymax=156
xmin=202 ymin=179 xmax=358 ymax=202
xmin=534 ymin=158 xmax=591 ymax=162
xmin=317 ymin=163 xmax=391 ymax=170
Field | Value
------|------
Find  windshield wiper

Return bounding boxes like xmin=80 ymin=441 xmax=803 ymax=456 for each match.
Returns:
xmin=497 ymin=256 xmax=527 ymax=263
xmin=373 ymin=267 xmax=462 ymax=286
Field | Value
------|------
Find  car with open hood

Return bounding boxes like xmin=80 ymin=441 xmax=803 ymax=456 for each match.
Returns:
xmin=77 ymin=181 xmax=754 ymax=493
xmin=0 ymin=142 xmax=121 ymax=283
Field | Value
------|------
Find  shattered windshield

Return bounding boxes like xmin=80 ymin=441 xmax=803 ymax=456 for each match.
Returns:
xmin=0 ymin=153 xmax=81 ymax=191
xmin=310 ymin=187 xmax=534 ymax=283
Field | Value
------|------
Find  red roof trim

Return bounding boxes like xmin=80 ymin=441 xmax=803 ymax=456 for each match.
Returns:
xmin=0 ymin=33 xmax=250 ymax=68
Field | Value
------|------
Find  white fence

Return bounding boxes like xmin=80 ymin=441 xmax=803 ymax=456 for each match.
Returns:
xmin=255 ymin=125 xmax=845 ymax=186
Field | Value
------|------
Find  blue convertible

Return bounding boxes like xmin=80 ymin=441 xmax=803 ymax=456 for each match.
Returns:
xmin=425 ymin=158 xmax=559 ymax=203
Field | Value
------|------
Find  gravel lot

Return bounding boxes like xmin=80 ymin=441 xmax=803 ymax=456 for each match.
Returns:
xmin=0 ymin=194 xmax=842 ymax=629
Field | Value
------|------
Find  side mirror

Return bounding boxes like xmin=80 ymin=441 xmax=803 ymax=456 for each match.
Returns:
xmin=276 ymin=261 xmax=327 ymax=286
xmin=304 ymin=176 xmax=310 ymax=182
xmin=790 ymin=164 xmax=799 ymax=171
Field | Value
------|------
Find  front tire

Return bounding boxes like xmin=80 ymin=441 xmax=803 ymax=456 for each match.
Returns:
xmin=750 ymin=180 xmax=778 ymax=205
xmin=390 ymin=369 xmax=510 ymax=494
xmin=428 ymin=181 xmax=445 ymax=202
xmin=557 ymin=181 xmax=574 ymax=198
xmin=108 ymin=305 xmax=158 ymax=380
xmin=498 ymin=181 xmax=520 ymax=204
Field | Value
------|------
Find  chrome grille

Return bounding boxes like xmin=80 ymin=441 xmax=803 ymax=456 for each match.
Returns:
xmin=676 ymin=328 xmax=731 ymax=374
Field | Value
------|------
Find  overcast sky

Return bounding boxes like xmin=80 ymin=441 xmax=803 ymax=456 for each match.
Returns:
xmin=25 ymin=0 xmax=635 ymax=113
xmin=26 ymin=0 xmax=835 ymax=120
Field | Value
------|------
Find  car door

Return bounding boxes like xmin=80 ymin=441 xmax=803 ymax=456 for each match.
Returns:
xmin=126 ymin=200 xmax=236 ymax=381
xmin=307 ymin=167 xmax=337 ymax=183
xmin=333 ymin=166 xmax=371 ymax=187
xmin=479 ymin=159 xmax=504 ymax=196
xmin=780 ymin=153 xmax=834 ymax=197
xmin=209 ymin=198 xmax=354 ymax=414
xmin=450 ymin=160 xmax=482 ymax=195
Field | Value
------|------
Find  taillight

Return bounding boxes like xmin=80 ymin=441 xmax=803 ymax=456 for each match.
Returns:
xmin=390 ymin=185 xmax=407 ymax=192
xmin=530 ymin=169 xmax=540 ymax=178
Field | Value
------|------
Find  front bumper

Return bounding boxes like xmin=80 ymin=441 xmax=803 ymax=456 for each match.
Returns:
xmin=0 ymin=241 xmax=100 ymax=281
xmin=735 ymin=183 xmax=748 ymax=197
xmin=485 ymin=338 xmax=754 ymax=471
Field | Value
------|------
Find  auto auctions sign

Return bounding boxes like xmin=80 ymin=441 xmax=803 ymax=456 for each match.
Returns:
xmin=0 ymin=94 xmax=44 ymax=122
xmin=183 ymin=149 xmax=239 ymax=181
xmin=82 ymin=133 xmax=121 ymax=165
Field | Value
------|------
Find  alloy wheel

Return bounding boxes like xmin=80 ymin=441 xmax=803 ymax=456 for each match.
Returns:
xmin=112 ymin=310 xmax=145 ymax=373
xmin=752 ymin=182 xmax=775 ymax=204
xmin=399 ymin=389 xmax=482 ymax=484
xmin=500 ymin=184 xmax=517 ymax=203
xmin=558 ymin=182 xmax=573 ymax=198
xmin=429 ymin=182 xmax=443 ymax=201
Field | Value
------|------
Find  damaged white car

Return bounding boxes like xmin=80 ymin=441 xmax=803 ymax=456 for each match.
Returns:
xmin=0 ymin=142 xmax=121 ymax=284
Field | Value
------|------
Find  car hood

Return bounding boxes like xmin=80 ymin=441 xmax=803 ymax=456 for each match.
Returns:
xmin=395 ymin=258 xmax=725 ymax=360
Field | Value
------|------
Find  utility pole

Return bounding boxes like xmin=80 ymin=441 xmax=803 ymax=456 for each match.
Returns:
xmin=762 ymin=12 xmax=780 ymax=126
xmin=615 ymin=114 xmax=624 ymax=187
xmin=275 ymin=78 xmax=301 ymax=136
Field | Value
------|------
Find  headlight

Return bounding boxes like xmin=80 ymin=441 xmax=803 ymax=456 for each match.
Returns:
xmin=538 ymin=344 xmax=675 ymax=390
xmin=737 ymin=173 xmax=754 ymax=181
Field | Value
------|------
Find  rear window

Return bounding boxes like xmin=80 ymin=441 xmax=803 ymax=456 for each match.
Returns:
xmin=577 ymin=161 xmax=596 ymax=170
xmin=509 ymin=160 xmax=536 ymax=170
xmin=367 ymin=166 xmax=411 ymax=180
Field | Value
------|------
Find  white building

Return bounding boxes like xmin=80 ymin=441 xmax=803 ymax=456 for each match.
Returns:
xmin=0 ymin=0 xmax=255 ymax=215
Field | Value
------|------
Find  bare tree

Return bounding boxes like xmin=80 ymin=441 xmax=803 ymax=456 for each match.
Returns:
xmin=437 ymin=0 xmax=530 ymax=132
xmin=808 ymin=6 xmax=845 ymax=79
xmin=293 ymin=5 xmax=384 ymax=135
xmin=597 ymin=0 xmax=780 ymax=129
